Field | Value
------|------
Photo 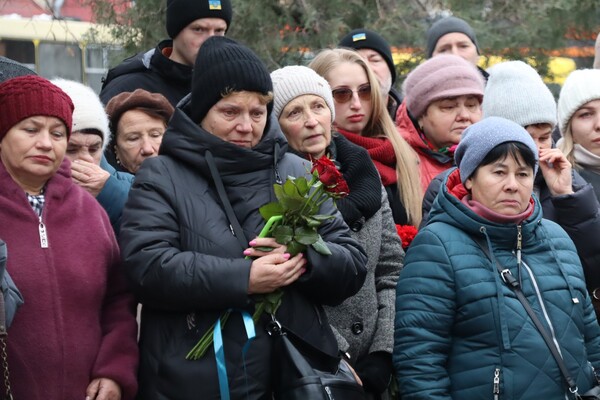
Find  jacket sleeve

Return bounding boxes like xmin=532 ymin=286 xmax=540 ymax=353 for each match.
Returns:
xmin=394 ymin=228 xmax=454 ymax=400
xmin=370 ymin=188 xmax=404 ymax=354
xmin=97 ymin=156 xmax=134 ymax=234
xmin=549 ymin=175 xmax=600 ymax=289
xmin=420 ymin=169 xmax=451 ymax=229
xmin=92 ymin=216 xmax=139 ymax=400
xmin=118 ymin=159 xmax=253 ymax=311
xmin=293 ymin=196 xmax=368 ymax=307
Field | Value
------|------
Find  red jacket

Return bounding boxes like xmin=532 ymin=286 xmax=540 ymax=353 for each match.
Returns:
xmin=395 ymin=102 xmax=454 ymax=193
xmin=0 ymin=159 xmax=138 ymax=399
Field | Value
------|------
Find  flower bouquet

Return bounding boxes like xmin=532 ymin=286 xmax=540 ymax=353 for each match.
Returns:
xmin=186 ymin=157 xmax=349 ymax=360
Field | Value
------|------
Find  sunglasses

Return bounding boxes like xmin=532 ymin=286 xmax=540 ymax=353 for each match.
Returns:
xmin=331 ymin=84 xmax=371 ymax=103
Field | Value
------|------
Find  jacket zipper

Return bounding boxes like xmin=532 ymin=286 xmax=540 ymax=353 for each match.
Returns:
xmin=521 ymin=260 xmax=569 ymax=400
xmin=493 ymin=367 xmax=500 ymax=400
xmin=38 ymin=215 xmax=48 ymax=248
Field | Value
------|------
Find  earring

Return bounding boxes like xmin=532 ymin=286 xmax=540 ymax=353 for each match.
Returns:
xmin=114 ymin=145 xmax=121 ymax=165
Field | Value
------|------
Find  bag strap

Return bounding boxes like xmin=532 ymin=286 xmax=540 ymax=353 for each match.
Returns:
xmin=0 ymin=243 xmax=12 ymax=400
xmin=205 ymin=151 xmax=249 ymax=251
xmin=473 ymin=237 xmax=579 ymax=395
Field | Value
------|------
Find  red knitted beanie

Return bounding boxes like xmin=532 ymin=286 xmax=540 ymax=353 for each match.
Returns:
xmin=0 ymin=75 xmax=74 ymax=140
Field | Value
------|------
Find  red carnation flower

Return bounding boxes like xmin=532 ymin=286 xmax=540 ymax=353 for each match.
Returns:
xmin=396 ymin=224 xmax=418 ymax=249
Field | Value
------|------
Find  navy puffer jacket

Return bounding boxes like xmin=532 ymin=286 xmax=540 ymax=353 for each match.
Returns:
xmin=394 ymin=169 xmax=600 ymax=400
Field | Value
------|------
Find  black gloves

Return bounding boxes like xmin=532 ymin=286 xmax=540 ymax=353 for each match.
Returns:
xmin=354 ymin=351 xmax=393 ymax=394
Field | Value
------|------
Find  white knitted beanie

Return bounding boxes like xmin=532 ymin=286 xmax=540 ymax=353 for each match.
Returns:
xmin=557 ymin=69 xmax=600 ymax=135
xmin=51 ymin=78 xmax=110 ymax=151
xmin=483 ymin=61 xmax=557 ymax=129
xmin=270 ymin=65 xmax=335 ymax=122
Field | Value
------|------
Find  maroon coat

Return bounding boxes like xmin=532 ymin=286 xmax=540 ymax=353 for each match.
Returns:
xmin=0 ymin=159 xmax=138 ymax=399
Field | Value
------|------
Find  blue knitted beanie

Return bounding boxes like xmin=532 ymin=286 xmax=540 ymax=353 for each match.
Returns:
xmin=455 ymin=116 xmax=539 ymax=182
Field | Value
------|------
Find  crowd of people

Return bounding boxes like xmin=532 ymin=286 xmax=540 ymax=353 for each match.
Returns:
xmin=0 ymin=0 xmax=599 ymax=399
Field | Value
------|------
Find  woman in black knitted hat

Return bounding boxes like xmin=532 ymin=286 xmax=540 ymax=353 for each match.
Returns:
xmin=118 ymin=36 xmax=368 ymax=399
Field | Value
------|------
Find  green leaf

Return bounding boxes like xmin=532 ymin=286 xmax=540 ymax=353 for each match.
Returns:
xmin=294 ymin=226 xmax=319 ymax=245
xmin=280 ymin=196 xmax=305 ymax=212
xmin=273 ymin=184 xmax=284 ymax=202
xmin=312 ymin=214 xmax=334 ymax=221
xmin=273 ymin=224 xmax=293 ymax=244
xmin=259 ymin=202 xmax=285 ymax=220
xmin=311 ymin=235 xmax=332 ymax=255
xmin=295 ymin=177 xmax=310 ymax=196
xmin=302 ymin=216 xmax=322 ymax=228
xmin=286 ymin=240 xmax=306 ymax=256
xmin=283 ymin=179 xmax=301 ymax=198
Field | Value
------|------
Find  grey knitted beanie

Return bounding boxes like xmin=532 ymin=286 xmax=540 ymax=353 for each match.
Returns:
xmin=483 ymin=61 xmax=557 ymax=129
xmin=271 ymin=66 xmax=335 ymax=122
xmin=455 ymin=116 xmax=539 ymax=182
xmin=426 ymin=16 xmax=479 ymax=58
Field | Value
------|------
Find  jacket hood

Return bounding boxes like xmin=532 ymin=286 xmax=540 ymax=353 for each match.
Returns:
xmin=159 ymin=100 xmax=288 ymax=178
xmin=428 ymin=168 xmax=543 ymax=248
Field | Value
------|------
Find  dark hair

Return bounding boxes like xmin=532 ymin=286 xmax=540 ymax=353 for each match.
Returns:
xmin=478 ymin=141 xmax=537 ymax=172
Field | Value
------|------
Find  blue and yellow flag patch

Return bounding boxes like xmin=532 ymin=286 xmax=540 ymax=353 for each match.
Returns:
xmin=209 ymin=0 xmax=222 ymax=10
xmin=352 ymin=33 xmax=367 ymax=42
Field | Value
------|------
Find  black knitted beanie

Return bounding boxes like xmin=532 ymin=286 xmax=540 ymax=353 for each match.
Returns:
xmin=166 ymin=0 xmax=232 ymax=39
xmin=190 ymin=36 xmax=273 ymax=123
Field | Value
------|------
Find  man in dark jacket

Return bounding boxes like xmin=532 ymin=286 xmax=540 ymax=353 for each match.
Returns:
xmin=339 ymin=28 xmax=402 ymax=118
xmin=99 ymin=0 xmax=233 ymax=106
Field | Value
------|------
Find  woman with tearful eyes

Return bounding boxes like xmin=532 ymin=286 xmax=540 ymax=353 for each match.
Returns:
xmin=104 ymin=89 xmax=174 ymax=174
xmin=310 ymin=48 xmax=422 ymax=227
xmin=396 ymin=54 xmax=485 ymax=194
xmin=118 ymin=37 xmax=367 ymax=399
xmin=0 ymin=76 xmax=138 ymax=399
xmin=557 ymin=68 xmax=600 ymax=202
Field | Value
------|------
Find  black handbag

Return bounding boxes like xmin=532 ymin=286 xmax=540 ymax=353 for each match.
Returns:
xmin=267 ymin=315 xmax=366 ymax=400
xmin=474 ymin=237 xmax=600 ymax=400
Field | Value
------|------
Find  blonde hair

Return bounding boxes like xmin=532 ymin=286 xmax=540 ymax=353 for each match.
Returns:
xmin=310 ymin=48 xmax=422 ymax=226
xmin=558 ymin=122 xmax=578 ymax=167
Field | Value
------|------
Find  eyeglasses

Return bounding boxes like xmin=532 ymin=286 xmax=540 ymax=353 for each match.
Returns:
xmin=331 ymin=84 xmax=371 ymax=103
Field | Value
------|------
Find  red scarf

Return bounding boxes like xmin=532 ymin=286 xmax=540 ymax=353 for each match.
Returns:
xmin=337 ymin=128 xmax=397 ymax=186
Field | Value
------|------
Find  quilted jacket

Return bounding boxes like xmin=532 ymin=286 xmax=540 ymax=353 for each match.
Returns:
xmin=119 ymin=104 xmax=368 ymax=400
xmin=393 ymin=169 xmax=600 ymax=400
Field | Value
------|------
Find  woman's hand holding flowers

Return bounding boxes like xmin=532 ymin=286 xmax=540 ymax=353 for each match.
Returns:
xmin=247 ymin=250 xmax=306 ymax=294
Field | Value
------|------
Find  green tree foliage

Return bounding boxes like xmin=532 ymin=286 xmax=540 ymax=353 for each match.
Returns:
xmin=93 ymin=0 xmax=599 ymax=86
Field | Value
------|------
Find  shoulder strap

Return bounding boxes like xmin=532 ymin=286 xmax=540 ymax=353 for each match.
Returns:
xmin=205 ymin=151 xmax=249 ymax=251
xmin=473 ymin=237 xmax=579 ymax=394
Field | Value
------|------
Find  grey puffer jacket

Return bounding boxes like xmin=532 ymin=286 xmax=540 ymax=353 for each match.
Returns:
xmin=119 ymin=105 xmax=368 ymax=400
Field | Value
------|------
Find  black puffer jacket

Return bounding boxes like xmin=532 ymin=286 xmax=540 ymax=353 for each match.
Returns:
xmin=100 ymin=40 xmax=192 ymax=107
xmin=119 ymin=105 xmax=368 ymax=400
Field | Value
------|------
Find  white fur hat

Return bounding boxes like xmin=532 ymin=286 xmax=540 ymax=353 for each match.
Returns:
xmin=483 ymin=61 xmax=557 ymax=129
xmin=557 ymin=69 xmax=600 ymax=135
xmin=270 ymin=65 xmax=335 ymax=122
xmin=51 ymin=78 xmax=110 ymax=151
